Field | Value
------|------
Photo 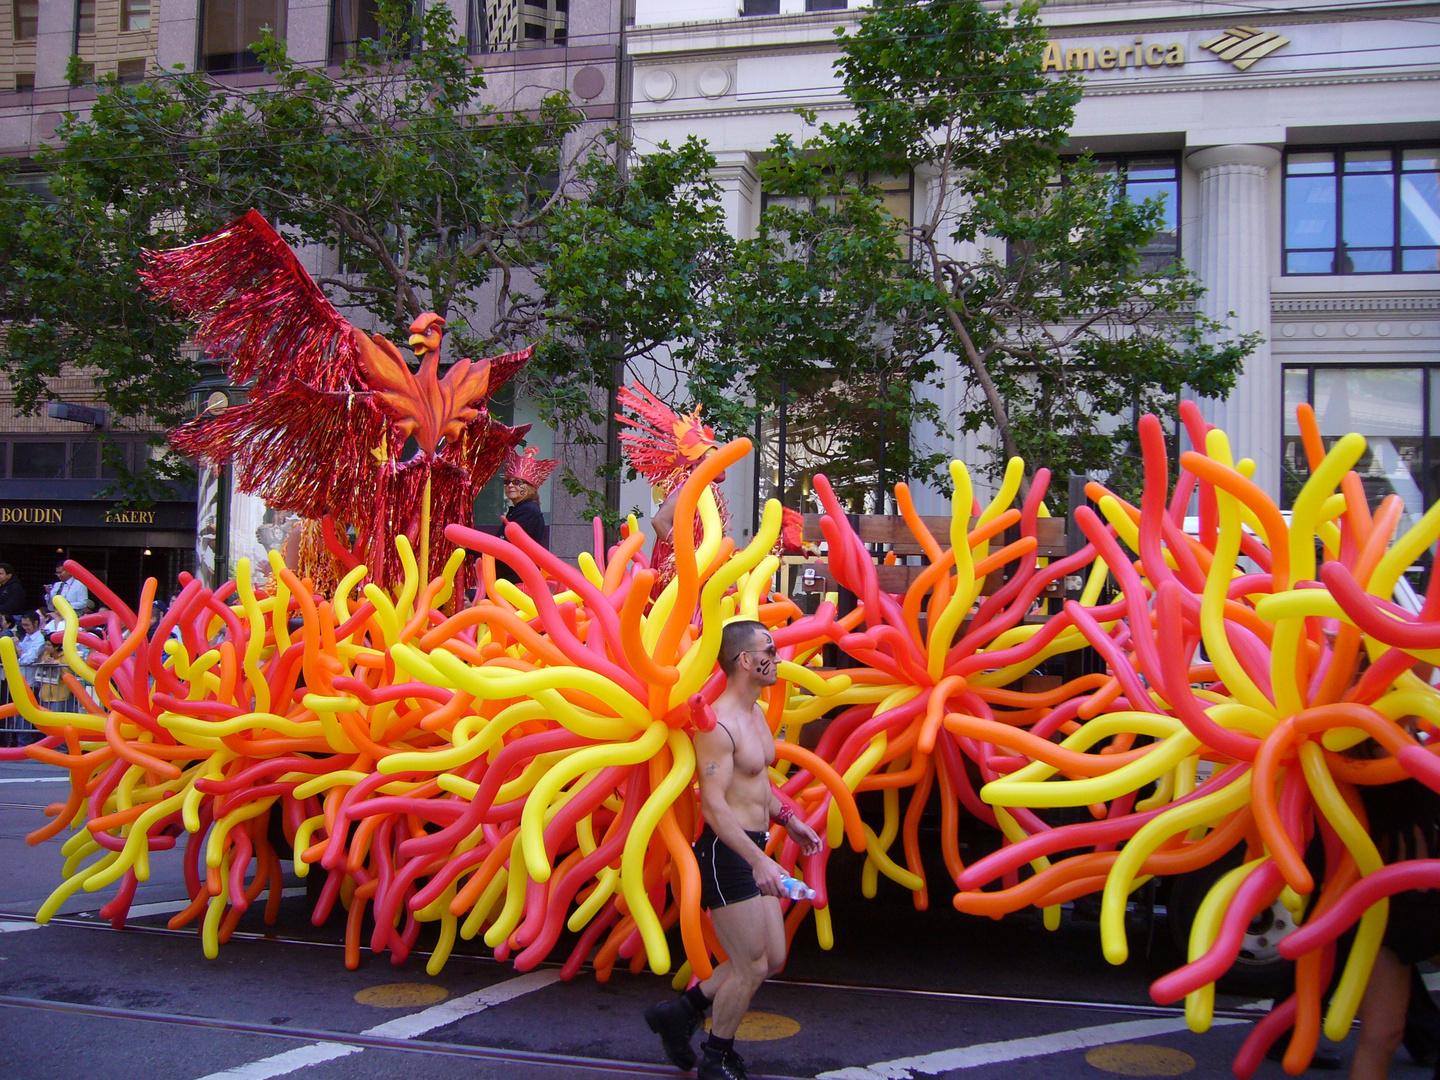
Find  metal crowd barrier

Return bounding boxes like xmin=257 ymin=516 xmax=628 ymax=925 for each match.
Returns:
xmin=1 ymin=662 xmax=85 ymax=746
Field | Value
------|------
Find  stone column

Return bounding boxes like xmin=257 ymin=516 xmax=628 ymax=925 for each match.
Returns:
xmin=34 ymin=0 xmax=76 ymax=89
xmin=157 ymin=0 xmax=203 ymax=72
xmin=1186 ymin=143 xmax=1281 ymax=496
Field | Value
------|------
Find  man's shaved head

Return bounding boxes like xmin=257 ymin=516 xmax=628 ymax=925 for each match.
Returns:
xmin=719 ymin=619 xmax=768 ymax=677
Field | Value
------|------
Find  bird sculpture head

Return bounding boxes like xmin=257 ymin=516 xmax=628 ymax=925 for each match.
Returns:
xmin=408 ymin=313 xmax=447 ymax=371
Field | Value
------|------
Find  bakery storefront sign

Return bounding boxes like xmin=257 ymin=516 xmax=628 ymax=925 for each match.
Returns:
xmin=0 ymin=501 xmax=194 ymax=530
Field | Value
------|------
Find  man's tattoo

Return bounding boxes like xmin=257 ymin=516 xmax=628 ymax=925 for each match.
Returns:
xmin=704 ymin=762 xmax=719 ymax=775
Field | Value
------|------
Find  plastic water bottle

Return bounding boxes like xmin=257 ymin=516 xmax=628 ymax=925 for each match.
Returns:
xmin=778 ymin=876 xmax=815 ymax=900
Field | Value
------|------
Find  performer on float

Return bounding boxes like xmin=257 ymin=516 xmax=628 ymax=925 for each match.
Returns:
xmin=495 ymin=445 xmax=559 ymax=584
xmin=615 ymin=383 xmax=726 ymax=591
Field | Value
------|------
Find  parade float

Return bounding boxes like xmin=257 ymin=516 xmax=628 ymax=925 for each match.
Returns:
xmin=3 ymin=212 xmax=1439 ymax=1077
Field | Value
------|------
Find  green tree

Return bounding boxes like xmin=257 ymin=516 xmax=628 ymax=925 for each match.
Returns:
xmin=0 ymin=1 xmax=697 ymax=508
xmin=706 ymin=186 xmax=946 ymax=513
xmin=761 ymin=0 xmax=1257 ymax=501
xmin=533 ymin=135 xmax=737 ymax=514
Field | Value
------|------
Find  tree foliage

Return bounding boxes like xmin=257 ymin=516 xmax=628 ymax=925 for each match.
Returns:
xmin=0 ymin=0 xmax=1259 ymax=517
xmin=762 ymin=0 xmax=1258 ymax=502
xmin=0 ymin=1 xmax=714 ymax=509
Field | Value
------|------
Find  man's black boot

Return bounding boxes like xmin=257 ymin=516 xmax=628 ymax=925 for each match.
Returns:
xmin=697 ymin=1042 xmax=748 ymax=1080
xmin=645 ymin=995 xmax=703 ymax=1071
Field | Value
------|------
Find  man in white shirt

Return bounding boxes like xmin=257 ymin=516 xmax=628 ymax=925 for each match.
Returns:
xmin=46 ymin=564 xmax=90 ymax=615
xmin=16 ymin=612 xmax=45 ymax=665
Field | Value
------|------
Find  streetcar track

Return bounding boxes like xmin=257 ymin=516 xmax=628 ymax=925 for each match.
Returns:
xmin=29 ymin=911 xmax=1265 ymax=1023
xmin=0 ymin=994 xmax=809 ymax=1078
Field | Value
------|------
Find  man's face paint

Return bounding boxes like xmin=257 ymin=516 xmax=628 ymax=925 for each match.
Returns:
xmin=749 ymin=631 xmax=778 ymax=685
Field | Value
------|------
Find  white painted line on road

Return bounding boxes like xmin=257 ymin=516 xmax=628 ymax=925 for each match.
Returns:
xmin=194 ymin=1043 xmax=360 ymax=1079
xmin=817 ymin=1015 xmax=1250 ymax=1079
xmin=119 ymin=889 xmax=306 ymax=920
xmin=0 ymin=775 xmax=68 ymax=784
xmin=1237 ymin=998 xmax=1274 ymax=1011
xmin=190 ymin=969 xmax=562 ymax=1080
xmin=1426 ymin=971 xmax=1440 ymax=992
xmin=0 ymin=888 xmax=308 ymax=927
xmin=362 ymin=970 xmax=561 ymax=1039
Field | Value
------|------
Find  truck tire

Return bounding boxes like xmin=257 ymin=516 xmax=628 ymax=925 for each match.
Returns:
xmin=1166 ymin=842 xmax=1301 ymax=998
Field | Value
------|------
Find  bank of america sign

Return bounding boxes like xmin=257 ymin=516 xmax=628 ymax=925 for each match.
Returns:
xmin=1201 ymin=26 xmax=1293 ymax=70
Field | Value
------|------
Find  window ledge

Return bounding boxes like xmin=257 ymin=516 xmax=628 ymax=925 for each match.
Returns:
xmin=1272 ymin=274 xmax=1440 ymax=295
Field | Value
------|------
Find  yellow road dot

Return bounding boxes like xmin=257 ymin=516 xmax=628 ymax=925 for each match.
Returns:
xmin=354 ymin=983 xmax=449 ymax=1008
xmin=703 ymin=1012 xmax=801 ymax=1042
xmin=1086 ymin=1043 xmax=1195 ymax=1077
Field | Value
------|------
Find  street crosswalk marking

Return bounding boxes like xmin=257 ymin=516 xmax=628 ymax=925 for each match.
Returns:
xmin=189 ymin=969 xmax=561 ymax=1080
xmin=0 ymin=775 xmax=69 ymax=783
xmin=817 ymin=1015 xmax=1250 ymax=1079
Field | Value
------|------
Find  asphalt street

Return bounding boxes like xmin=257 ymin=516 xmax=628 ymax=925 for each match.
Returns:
xmin=0 ymin=759 xmax=1432 ymax=1080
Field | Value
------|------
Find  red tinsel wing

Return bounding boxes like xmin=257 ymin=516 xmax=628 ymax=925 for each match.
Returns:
xmin=140 ymin=210 xmax=364 ymax=393
xmin=171 ymin=384 xmax=387 ymax=522
xmin=479 ymin=345 xmax=534 ymax=401
xmin=453 ymin=413 xmax=532 ymax=492
xmin=368 ymin=457 xmax=475 ymax=584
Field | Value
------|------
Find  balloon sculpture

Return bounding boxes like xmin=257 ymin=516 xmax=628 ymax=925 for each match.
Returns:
xmin=4 ymin=212 xmax=1439 ymax=1078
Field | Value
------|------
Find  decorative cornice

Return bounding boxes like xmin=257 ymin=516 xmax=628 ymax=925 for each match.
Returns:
xmin=1272 ymin=295 xmax=1440 ymax=314
xmin=1081 ymin=68 xmax=1440 ymax=97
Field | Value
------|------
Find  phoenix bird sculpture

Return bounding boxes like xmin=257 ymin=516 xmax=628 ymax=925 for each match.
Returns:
xmin=147 ymin=210 xmax=531 ymax=590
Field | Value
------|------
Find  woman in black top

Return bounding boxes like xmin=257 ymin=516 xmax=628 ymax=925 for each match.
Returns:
xmin=495 ymin=446 xmax=558 ymax=585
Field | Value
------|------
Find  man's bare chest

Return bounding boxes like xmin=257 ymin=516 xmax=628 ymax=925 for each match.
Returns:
xmin=724 ymin=716 xmax=776 ymax=779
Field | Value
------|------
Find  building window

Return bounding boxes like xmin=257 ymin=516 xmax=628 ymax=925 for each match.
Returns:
xmin=805 ymin=0 xmax=847 ymax=9
xmin=522 ymin=21 xmax=546 ymax=39
xmin=122 ymin=0 xmax=151 ymax=32
xmin=1094 ymin=155 xmax=1179 ymax=272
xmin=762 ymin=172 xmax=915 ymax=260
xmin=11 ymin=443 xmax=68 ymax=479
xmin=117 ymin=58 xmax=146 ymax=82
xmin=77 ymin=0 xmax=95 ymax=34
xmin=742 ymin=0 xmax=781 ymax=14
xmin=1284 ymin=146 xmax=1440 ymax=275
xmin=332 ymin=0 xmax=380 ymax=61
xmin=331 ymin=0 xmax=417 ymax=62
xmin=1011 ymin=154 xmax=1180 ymax=273
xmin=201 ymin=0 xmax=287 ymax=74
xmin=14 ymin=0 xmax=39 ymax=41
xmin=0 ymin=438 xmax=144 ymax=479
xmin=15 ymin=73 xmax=35 ymax=92
xmin=1283 ymin=365 xmax=1440 ymax=528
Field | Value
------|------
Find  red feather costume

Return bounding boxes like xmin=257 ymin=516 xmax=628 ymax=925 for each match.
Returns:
xmin=146 ymin=210 xmax=531 ymax=590
xmin=615 ymin=384 xmax=728 ymax=591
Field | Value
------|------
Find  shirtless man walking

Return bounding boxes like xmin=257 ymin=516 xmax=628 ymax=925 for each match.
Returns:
xmin=645 ymin=619 xmax=823 ymax=1080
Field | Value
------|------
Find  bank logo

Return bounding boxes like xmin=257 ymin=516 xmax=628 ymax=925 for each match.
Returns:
xmin=1201 ymin=26 xmax=1291 ymax=70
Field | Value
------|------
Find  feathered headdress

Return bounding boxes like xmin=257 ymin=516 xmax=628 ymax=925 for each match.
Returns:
xmin=504 ymin=446 xmax=560 ymax=489
xmin=615 ymin=383 xmax=717 ymax=492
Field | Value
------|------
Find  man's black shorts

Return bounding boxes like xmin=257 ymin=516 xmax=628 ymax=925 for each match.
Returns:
xmin=694 ymin=824 xmax=767 ymax=910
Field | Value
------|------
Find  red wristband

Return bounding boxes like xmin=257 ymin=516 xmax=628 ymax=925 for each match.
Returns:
xmin=774 ymin=805 xmax=794 ymax=827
